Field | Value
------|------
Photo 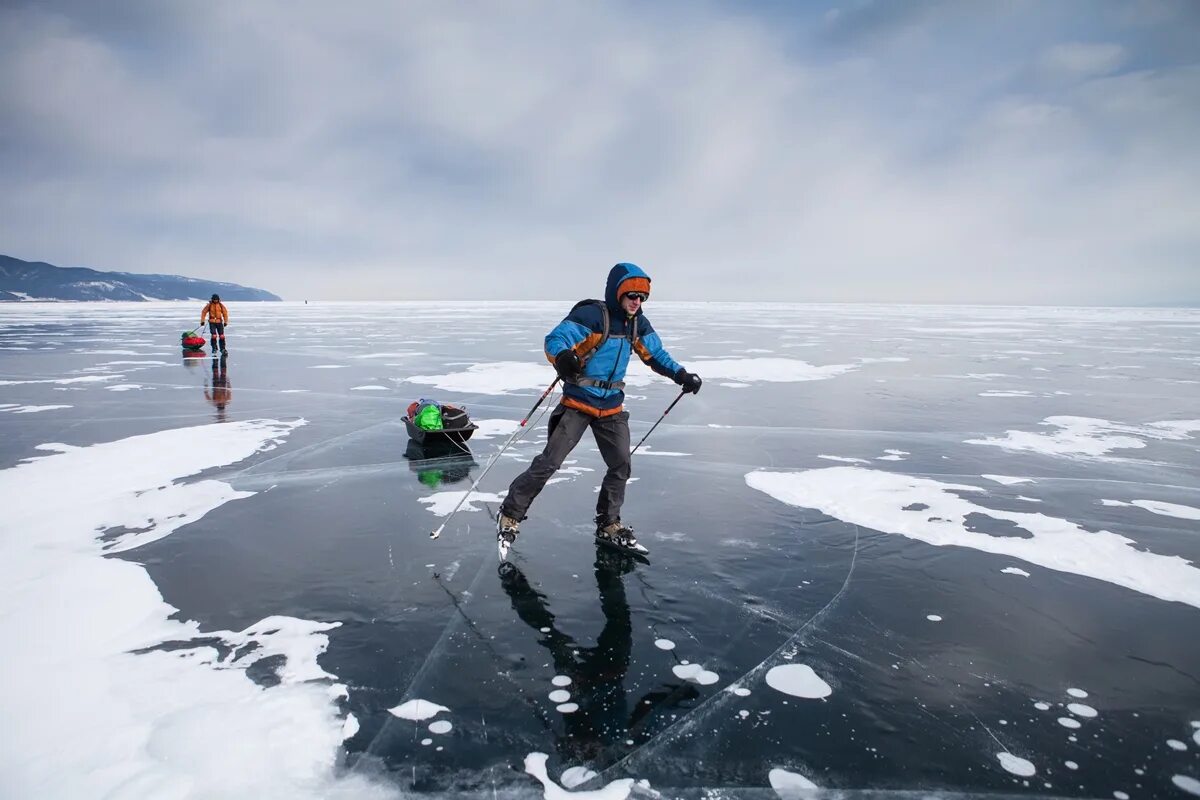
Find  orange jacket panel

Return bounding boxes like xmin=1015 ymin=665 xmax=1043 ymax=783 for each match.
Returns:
xmin=201 ymin=301 xmax=230 ymax=325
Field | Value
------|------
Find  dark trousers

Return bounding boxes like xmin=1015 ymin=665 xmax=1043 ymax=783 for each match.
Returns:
xmin=501 ymin=404 xmax=631 ymax=524
xmin=208 ymin=322 xmax=226 ymax=352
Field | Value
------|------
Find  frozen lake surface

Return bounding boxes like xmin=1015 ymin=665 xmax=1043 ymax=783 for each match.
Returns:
xmin=2 ymin=301 xmax=1199 ymax=799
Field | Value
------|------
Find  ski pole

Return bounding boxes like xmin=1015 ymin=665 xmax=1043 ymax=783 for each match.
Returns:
xmin=630 ymin=388 xmax=687 ymax=458
xmin=430 ymin=377 xmax=560 ymax=539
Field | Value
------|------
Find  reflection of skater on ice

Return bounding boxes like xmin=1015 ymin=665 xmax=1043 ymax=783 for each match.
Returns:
xmin=204 ymin=355 xmax=231 ymax=422
xmin=498 ymin=549 xmax=697 ymax=768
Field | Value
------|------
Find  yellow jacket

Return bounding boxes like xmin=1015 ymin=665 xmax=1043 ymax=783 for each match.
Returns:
xmin=201 ymin=300 xmax=230 ymax=325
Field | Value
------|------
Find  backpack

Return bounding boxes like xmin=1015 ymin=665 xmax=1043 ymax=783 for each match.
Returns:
xmin=568 ymin=298 xmax=641 ymax=365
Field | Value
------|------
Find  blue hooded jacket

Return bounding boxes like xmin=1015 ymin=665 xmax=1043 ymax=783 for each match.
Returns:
xmin=544 ymin=263 xmax=684 ymax=416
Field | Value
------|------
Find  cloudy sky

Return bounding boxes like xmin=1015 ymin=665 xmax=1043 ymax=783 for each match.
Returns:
xmin=1 ymin=1 xmax=1197 ymax=304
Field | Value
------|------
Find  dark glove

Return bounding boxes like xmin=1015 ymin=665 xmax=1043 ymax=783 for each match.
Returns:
xmin=675 ymin=368 xmax=702 ymax=394
xmin=554 ymin=350 xmax=582 ymax=382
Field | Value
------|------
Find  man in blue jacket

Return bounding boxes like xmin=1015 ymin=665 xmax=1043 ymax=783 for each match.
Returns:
xmin=497 ymin=263 xmax=702 ymax=557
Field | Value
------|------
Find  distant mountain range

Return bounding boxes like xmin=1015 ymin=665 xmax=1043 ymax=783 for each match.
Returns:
xmin=0 ymin=254 xmax=281 ymax=302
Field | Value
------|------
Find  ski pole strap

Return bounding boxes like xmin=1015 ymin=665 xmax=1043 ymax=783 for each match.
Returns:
xmin=575 ymin=377 xmax=625 ymax=391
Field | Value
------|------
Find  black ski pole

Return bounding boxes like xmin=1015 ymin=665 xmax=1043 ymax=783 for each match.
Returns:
xmin=630 ymin=388 xmax=687 ymax=457
xmin=430 ymin=377 xmax=561 ymax=539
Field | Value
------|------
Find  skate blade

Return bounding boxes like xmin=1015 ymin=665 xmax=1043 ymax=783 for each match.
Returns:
xmin=497 ymin=538 xmax=511 ymax=561
xmin=595 ymin=536 xmax=650 ymax=560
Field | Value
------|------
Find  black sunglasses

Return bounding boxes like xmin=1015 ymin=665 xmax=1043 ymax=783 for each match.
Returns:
xmin=624 ymin=292 xmax=647 ymax=302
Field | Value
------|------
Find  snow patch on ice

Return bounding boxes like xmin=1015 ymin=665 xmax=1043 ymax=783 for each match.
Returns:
xmin=408 ymin=362 xmax=570 ymax=394
xmin=472 ymin=418 xmax=522 ymax=439
xmin=996 ymin=752 xmax=1036 ymax=777
xmin=350 ymin=385 xmax=389 ymax=391
xmin=1002 ymin=567 xmax=1031 ymax=577
xmin=561 ymin=766 xmax=599 ymax=788
xmin=549 ymin=689 xmax=571 ymax=703
xmin=1102 ymin=499 xmax=1200 ymax=521
xmin=428 ymin=720 xmax=453 ymax=734
xmin=982 ymin=475 xmax=1034 ymax=485
xmin=525 ymin=752 xmax=633 ymax=800
xmin=3 ymin=404 xmax=73 ymax=413
xmin=0 ymin=419 xmax=392 ymax=799
xmin=1172 ymin=776 xmax=1200 ymax=797
xmin=632 ymin=445 xmax=690 ymax=457
xmin=673 ymin=663 xmax=720 ymax=685
xmin=765 ymin=664 xmax=832 ymax=699
xmin=926 ymin=614 xmax=943 ymax=622
xmin=556 ymin=703 xmax=579 ymax=713
xmin=690 ymin=357 xmax=861 ymax=383
xmin=1058 ymin=717 xmax=1082 ymax=729
xmin=1068 ymin=703 xmax=1097 ymax=718
xmin=967 ymin=416 xmax=1200 ymax=459
xmin=1167 ymin=739 xmax=1187 ymax=751
xmin=552 ymin=675 xmax=572 ymax=687
xmin=0 ymin=374 xmax=120 ymax=386
xmin=819 ymin=455 xmax=871 ymax=464
xmin=419 ymin=490 xmax=506 ymax=515
xmin=388 ymin=699 xmax=450 ymax=721
xmin=745 ymin=467 xmax=1200 ymax=610
xmin=768 ymin=767 xmax=819 ymax=794
xmin=654 ymin=639 xmax=676 ymax=650
xmin=1067 ymin=688 xmax=1088 ymax=698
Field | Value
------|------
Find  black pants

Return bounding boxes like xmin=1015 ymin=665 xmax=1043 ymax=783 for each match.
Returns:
xmin=501 ymin=404 xmax=631 ymax=524
xmin=208 ymin=322 xmax=226 ymax=352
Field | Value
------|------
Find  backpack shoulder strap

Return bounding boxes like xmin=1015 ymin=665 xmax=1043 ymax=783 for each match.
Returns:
xmin=567 ymin=299 xmax=609 ymax=364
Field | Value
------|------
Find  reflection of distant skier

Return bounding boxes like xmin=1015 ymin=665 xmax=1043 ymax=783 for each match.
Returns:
xmin=204 ymin=355 xmax=231 ymax=422
xmin=498 ymin=549 xmax=697 ymax=769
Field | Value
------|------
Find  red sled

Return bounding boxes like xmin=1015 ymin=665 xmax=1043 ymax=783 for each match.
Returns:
xmin=181 ymin=332 xmax=206 ymax=351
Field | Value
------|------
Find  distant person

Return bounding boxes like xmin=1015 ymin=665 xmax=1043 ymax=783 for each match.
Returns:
xmin=204 ymin=355 xmax=231 ymax=422
xmin=200 ymin=293 xmax=229 ymax=355
xmin=496 ymin=262 xmax=702 ymax=557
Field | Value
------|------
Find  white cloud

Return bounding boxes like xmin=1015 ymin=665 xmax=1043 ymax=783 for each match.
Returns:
xmin=1040 ymin=42 xmax=1127 ymax=79
xmin=0 ymin=3 xmax=1197 ymax=304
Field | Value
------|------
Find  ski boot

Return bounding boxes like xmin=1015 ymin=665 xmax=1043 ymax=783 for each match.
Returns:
xmin=496 ymin=513 xmax=521 ymax=561
xmin=595 ymin=519 xmax=649 ymax=556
